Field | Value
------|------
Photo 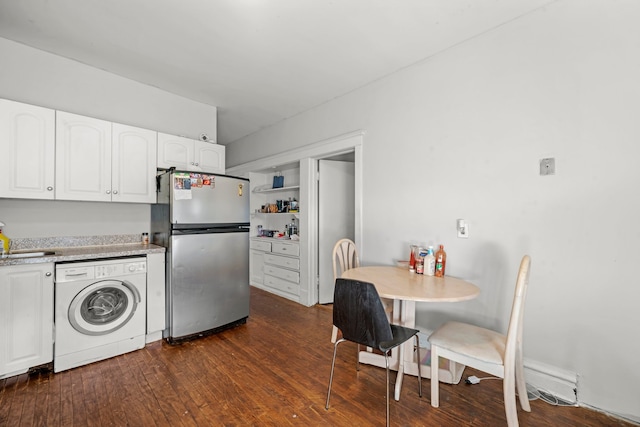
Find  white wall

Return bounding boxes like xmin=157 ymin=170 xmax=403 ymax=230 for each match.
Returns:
xmin=0 ymin=199 xmax=149 ymax=238
xmin=0 ymin=38 xmax=216 ymax=140
xmin=0 ymin=37 xmax=217 ymax=240
xmin=227 ymin=0 xmax=640 ymax=421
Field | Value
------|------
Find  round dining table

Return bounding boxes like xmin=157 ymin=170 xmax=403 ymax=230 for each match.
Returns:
xmin=341 ymin=266 xmax=480 ymax=400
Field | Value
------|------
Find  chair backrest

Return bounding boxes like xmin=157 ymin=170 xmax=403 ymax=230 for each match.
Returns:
xmin=332 ymin=239 xmax=360 ymax=281
xmin=504 ymin=255 xmax=532 ymax=363
xmin=333 ymin=278 xmax=393 ymax=348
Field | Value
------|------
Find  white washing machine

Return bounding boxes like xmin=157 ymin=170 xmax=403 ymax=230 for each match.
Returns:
xmin=54 ymin=257 xmax=147 ymax=373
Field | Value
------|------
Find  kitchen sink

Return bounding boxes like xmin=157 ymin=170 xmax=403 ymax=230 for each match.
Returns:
xmin=3 ymin=251 xmax=56 ymax=259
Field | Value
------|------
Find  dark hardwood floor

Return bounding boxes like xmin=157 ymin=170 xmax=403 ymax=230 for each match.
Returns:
xmin=1 ymin=286 xmax=635 ymax=426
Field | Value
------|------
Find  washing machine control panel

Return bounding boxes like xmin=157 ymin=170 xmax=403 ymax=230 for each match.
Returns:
xmin=56 ymin=258 xmax=147 ymax=282
xmin=95 ymin=261 xmax=146 ymax=278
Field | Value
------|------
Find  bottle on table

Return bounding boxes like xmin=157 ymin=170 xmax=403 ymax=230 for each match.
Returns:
xmin=415 ymin=249 xmax=426 ymax=274
xmin=409 ymin=244 xmax=417 ymax=271
xmin=424 ymin=246 xmax=436 ymax=276
xmin=435 ymin=245 xmax=447 ymax=277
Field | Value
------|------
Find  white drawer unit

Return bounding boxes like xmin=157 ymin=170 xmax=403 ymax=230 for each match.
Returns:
xmin=250 ymin=240 xmax=272 ymax=252
xmin=250 ymin=238 xmax=300 ymax=301
xmin=271 ymin=241 xmax=299 ymax=256
xmin=264 ymin=275 xmax=299 ymax=296
xmin=264 ymin=253 xmax=300 ymax=270
xmin=264 ymin=264 xmax=300 ymax=283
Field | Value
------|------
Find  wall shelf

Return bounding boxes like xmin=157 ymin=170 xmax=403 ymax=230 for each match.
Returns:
xmin=252 ymin=212 xmax=299 ymax=219
xmin=252 ymin=185 xmax=300 ymax=194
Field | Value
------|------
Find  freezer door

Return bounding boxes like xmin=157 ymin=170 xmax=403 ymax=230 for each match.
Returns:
xmin=168 ymin=231 xmax=249 ymax=339
xmin=170 ymin=173 xmax=249 ymax=225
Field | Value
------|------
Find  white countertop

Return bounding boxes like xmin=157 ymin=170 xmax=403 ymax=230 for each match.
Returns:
xmin=0 ymin=243 xmax=165 ymax=267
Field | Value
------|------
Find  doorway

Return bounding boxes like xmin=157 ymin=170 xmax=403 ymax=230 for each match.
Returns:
xmin=225 ymin=130 xmax=364 ymax=306
xmin=317 ymin=155 xmax=355 ymax=304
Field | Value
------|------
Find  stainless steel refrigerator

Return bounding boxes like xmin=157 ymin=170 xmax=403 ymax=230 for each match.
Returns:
xmin=151 ymin=170 xmax=250 ymax=343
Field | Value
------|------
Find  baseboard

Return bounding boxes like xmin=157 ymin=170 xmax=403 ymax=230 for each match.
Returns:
xmin=581 ymin=403 xmax=640 ymax=426
xmin=523 ymin=359 xmax=578 ymax=404
xmin=145 ymin=330 xmax=163 ymax=343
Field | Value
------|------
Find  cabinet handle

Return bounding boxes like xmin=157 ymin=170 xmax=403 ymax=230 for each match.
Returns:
xmin=47 ymin=186 xmax=53 ymax=191
xmin=45 ymin=272 xmax=52 ymax=277
xmin=194 ymin=162 xmax=199 ymax=166
xmin=190 ymin=162 xmax=195 ymax=165
xmin=113 ymin=190 xmax=118 ymax=194
xmin=106 ymin=190 xmax=111 ymax=194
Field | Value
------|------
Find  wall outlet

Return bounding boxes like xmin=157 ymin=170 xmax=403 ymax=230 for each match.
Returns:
xmin=540 ymin=158 xmax=555 ymax=176
xmin=457 ymin=219 xmax=468 ymax=238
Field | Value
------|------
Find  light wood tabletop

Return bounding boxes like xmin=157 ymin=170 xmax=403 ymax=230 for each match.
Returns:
xmin=341 ymin=266 xmax=480 ymax=303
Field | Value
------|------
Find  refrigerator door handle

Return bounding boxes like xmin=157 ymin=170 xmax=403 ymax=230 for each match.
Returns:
xmin=172 ymin=227 xmax=250 ymax=235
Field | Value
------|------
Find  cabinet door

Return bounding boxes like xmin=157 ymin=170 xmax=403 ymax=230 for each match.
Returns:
xmin=157 ymin=133 xmax=193 ymax=170
xmin=56 ymin=111 xmax=112 ymax=201
xmin=0 ymin=263 xmax=54 ymax=378
xmin=250 ymin=249 xmax=265 ymax=285
xmin=112 ymin=124 xmax=157 ymax=203
xmin=0 ymin=99 xmax=55 ymax=200
xmin=195 ymin=140 xmax=225 ymax=173
xmin=146 ymin=253 xmax=166 ymax=336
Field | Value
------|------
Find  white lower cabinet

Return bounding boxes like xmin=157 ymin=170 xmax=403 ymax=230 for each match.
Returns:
xmin=0 ymin=263 xmax=54 ymax=379
xmin=145 ymin=253 xmax=166 ymax=343
xmin=250 ymin=239 xmax=300 ymax=301
xmin=250 ymin=250 xmax=265 ymax=285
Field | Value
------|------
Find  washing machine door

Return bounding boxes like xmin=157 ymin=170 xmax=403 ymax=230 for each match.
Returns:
xmin=68 ymin=279 xmax=141 ymax=336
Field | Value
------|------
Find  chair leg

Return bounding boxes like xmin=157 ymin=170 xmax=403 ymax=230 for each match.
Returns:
xmin=503 ymin=366 xmax=519 ymax=427
xmin=515 ymin=348 xmax=531 ymax=412
xmin=415 ymin=335 xmax=422 ymax=397
xmin=326 ymin=339 xmax=344 ymax=410
xmin=356 ymin=344 xmax=360 ymax=371
xmin=331 ymin=325 xmax=338 ymax=343
xmin=430 ymin=344 xmax=440 ymax=407
xmin=384 ymin=351 xmax=390 ymax=427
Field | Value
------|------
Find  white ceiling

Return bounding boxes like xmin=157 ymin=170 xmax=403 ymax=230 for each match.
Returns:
xmin=0 ymin=0 xmax=552 ymax=145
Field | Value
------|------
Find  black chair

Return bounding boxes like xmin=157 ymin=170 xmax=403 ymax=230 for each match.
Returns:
xmin=325 ymin=278 xmax=422 ymax=427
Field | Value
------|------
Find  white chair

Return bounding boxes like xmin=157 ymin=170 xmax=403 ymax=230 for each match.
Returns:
xmin=330 ymin=238 xmax=393 ymax=343
xmin=428 ymin=255 xmax=532 ymax=427
xmin=330 ymin=239 xmax=360 ymax=343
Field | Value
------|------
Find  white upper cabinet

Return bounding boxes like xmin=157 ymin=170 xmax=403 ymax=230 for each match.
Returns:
xmin=56 ymin=111 xmax=157 ymax=203
xmin=0 ymin=99 xmax=56 ymax=200
xmin=195 ymin=140 xmax=225 ymax=173
xmin=156 ymin=133 xmax=193 ymax=170
xmin=111 ymin=124 xmax=157 ymax=203
xmin=56 ymin=111 xmax=112 ymax=202
xmin=157 ymin=132 xmax=225 ymax=173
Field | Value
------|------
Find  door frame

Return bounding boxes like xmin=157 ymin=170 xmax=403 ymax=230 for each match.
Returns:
xmin=226 ymin=130 xmax=364 ymax=306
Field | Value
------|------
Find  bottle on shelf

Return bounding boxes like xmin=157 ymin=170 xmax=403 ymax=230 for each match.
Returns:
xmin=424 ymin=246 xmax=436 ymax=276
xmin=435 ymin=245 xmax=447 ymax=277
xmin=289 ymin=198 xmax=299 ymax=213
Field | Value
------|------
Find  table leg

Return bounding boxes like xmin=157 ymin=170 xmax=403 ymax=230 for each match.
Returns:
xmin=393 ymin=299 xmax=416 ymax=400
xmin=357 ymin=298 xmax=418 ymax=400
